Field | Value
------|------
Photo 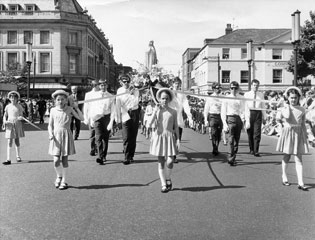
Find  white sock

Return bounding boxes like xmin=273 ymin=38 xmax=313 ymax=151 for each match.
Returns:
xmin=295 ymin=161 xmax=304 ymax=186
xmin=54 ymin=166 xmax=62 ymax=178
xmin=7 ymin=146 xmax=11 ymax=161
xmin=62 ymin=167 xmax=68 ymax=183
xmin=158 ymin=166 xmax=166 ymax=187
xmin=281 ymin=160 xmax=288 ymax=182
xmin=15 ymin=146 xmax=20 ymax=158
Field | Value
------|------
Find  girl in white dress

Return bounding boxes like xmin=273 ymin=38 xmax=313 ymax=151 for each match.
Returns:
xmin=149 ymin=88 xmax=179 ymax=193
xmin=48 ymin=90 xmax=83 ymax=190
xmin=276 ymin=87 xmax=309 ymax=191
xmin=2 ymin=91 xmax=25 ymax=165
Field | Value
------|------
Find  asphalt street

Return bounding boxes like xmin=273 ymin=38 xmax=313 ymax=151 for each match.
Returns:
xmin=0 ymin=121 xmax=314 ymax=240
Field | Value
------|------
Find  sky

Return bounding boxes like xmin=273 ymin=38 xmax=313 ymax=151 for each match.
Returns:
xmin=78 ymin=0 xmax=314 ymax=74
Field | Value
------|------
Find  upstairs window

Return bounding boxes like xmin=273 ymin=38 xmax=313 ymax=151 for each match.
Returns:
xmin=8 ymin=53 xmax=18 ymax=66
xmin=40 ymin=53 xmax=50 ymax=72
xmin=69 ymin=54 xmax=77 ymax=74
xmin=8 ymin=31 xmax=17 ymax=44
xmin=69 ymin=32 xmax=77 ymax=46
xmin=24 ymin=31 xmax=33 ymax=44
xmin=222 ymin=48 xmax=230 ymax=59
xmin=222 ymin=70 xmax=230 ymax=83
xmin=273 ymin=69 xmax=282 ymax=83
xmin=241 ymin=48 xmax=247 ymax=59
xmin=240 ymin=70 xmax=249 ymax=83
xmin=272 ymin=49 xmax=282 ymax=59
xmin=40 ymin=31 xmax=50 ymax=44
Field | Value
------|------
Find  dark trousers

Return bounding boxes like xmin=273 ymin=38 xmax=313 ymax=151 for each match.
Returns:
xmin=227 ymin=115 xmax=243 ymax=157
xmin=122 ymin=109 xmax=139 ymax=160
xmin=39 ymin=111 xmax=45 ymax=124
xmin=179 ymin=127 xmax=183 ymax=141
xmin=94 ymin=114 xmax=111 ymax=159
xmin=246 ymin=110 xmax=262 ymax=154
xmin=89 ymin=125 xmax=96 ymax=153
xmin=209 ymin=114 xmax=223 ymax=150
xmin=70 ymin=117 xmax=81 ymax=138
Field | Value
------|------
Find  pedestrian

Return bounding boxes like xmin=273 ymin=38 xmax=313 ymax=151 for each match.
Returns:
xmin=276 ymin=86 xmax=309 ymax=191
xmin=170 ymin=77 xmax=192 ymax=163
xmin=204 ymin=82 xmax=223 ymax=156
xmin=83 ymin=80 xmax=100 ymax=156
xmin=48 ymin=90 xmax=84 ymax=190
xmin=149 ymin=88 xmax=179 ymax=193
xmin=68 ymin=86 xmax=82 ymax=140
xmin=144 ymin=99 xmax=155 ymax=139
xmin=221 ymin=81 xmax=245 ymax=166
xmin=36 ymin=96 xmax=47 ymax=124
xmin=116 ymin=74 xmax=140 ymax=165
xmin=244 ymin=79 xmax=266 ymax=157
xmin=2 ymin=91 xmax=25 ymax=165
xmin=89 ymin=79 xmax=115 ymax=165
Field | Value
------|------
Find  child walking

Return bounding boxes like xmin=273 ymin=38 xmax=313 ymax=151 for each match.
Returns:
xmin=149 ymin=88 xmax=179 ymax=193
xmin=2 ymin=91 xmax=25 ymax=165
xmin=276 ymin=87 xmax=309 ymax=191
xmin=48 ymin=90 xmax=84 ymax=190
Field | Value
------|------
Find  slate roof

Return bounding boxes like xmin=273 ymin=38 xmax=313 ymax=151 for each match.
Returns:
xmin=210 ymin=29 xmax=291 ymax=44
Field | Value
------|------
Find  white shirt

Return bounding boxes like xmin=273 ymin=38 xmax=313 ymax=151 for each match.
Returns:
xmin=116 ymin=87 xmax=139 ymax=123
xmin=244 ymin=90 xmax=266 ymax=121
xmin=204 ymin=92 xmax=222 ymax=122
xmin=221 ymin=93 xmax=245 ymax=125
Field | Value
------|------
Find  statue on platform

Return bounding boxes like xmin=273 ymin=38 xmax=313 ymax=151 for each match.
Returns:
xmin=145 ymin=40 xmax=158 ymax=71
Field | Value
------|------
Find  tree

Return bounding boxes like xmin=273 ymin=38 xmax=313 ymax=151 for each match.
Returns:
xmin=287 ymin=11 xmax=315 ymax=79
xmin=0 ymin=62 xmax=28 ymax=91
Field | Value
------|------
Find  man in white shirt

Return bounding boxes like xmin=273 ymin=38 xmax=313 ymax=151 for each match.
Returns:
xmin=116 ymin=74 xmax=140 ymax=165
xmin=221 ymin=81 xmax=245 ymax=166
xmin=244 ymin=79 xmax=266 ymax=157
xmin=204 ymin=82 xmax=223 ymax=156
xmin=83 ymin=80 xmax=100 ymax=156
xmin=89 ymin=79 xmax=115 ymax=165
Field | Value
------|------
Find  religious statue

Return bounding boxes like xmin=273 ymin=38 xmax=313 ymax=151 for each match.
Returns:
xmin=145 ymin=40 xmax=158 ymax=71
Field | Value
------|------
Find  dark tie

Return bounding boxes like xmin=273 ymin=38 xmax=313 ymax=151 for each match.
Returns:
xmin=253 ymin=92 xmax=256 ymax=108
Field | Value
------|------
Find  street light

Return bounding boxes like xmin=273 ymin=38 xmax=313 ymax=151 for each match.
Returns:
xmin=291 ymin=10 xmax=301 ymax=87
xmin=26 ymin=42 xmax=32 ymax=99
xmin=246 ymin=39 xmax=253 ymax=91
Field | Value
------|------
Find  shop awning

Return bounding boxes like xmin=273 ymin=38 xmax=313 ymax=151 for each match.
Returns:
xmin=33 ymin=83 xmax=67 ymax=89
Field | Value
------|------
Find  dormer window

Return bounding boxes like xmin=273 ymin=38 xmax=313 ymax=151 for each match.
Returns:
xmin=0 ymin=4 xmax=7 ymax=11
xmin=25 ymin=4 xmax=35 ymax=11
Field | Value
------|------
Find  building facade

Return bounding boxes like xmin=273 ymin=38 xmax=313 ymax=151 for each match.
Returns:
xmin=187 ymin=26 xmax=301 ymax=94
xmin=0 ymin=0 xmax=119 ymax=97
xmin=181 ymin=48 xmax=200 ymax=91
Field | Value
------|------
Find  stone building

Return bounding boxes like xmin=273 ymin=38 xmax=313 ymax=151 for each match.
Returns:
xmin=0 ymin=0 xmax=119 ymax=97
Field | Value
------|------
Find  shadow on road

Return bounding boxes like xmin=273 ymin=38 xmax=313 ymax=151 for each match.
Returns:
xmin=70 ymin=183 xmax=147 ymax=190
xmin=174 ymin=185 xmax=245 ymax=192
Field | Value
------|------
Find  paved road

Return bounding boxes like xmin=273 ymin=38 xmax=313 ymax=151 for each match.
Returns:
xmin=0 ymin=122 xmax=314 ymax=240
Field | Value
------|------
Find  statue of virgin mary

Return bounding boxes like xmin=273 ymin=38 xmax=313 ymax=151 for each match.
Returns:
xmin=145 ymin=40 xmax=158 ymax=71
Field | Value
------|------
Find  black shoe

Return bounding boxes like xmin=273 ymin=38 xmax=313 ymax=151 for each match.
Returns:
xmin=96 ymin=158 xmax=102 ymax=164
xmin=282 ymin=181 xmax=291 ymax=186
xmin=99 ymin=160 xmax=105 ymax=165
xmin=254 ymin=153 xmax=261 ymax=157
xmin=161 ymin=185 xmax=169 ymax=193
xmin=298 ymin=185 xmax=308 ymax=191
xmin=174 ymin=156 xmax=178 ymax=163
xmin=90 ymin=151 xmax=96 ymax=156
xmin=123 ymin=160 xmax=130 ymax=165
xmin=2 ymin=160 xmax=11 ymax=165
xmin=166 ymin=179 xmax=172 ymax=191
xmin=103 ymin=157 xmax=107 ymax=163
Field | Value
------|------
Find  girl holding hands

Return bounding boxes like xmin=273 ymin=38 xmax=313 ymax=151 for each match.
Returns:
xmin=149 ymin=88 xmax=179 ymax=193
xmin=48 ymin=90 xmax=84 ymax=190
xmin=276 ymin=87 xmax=309 ymax=191
xmin=2 ymin=91 xmax=25 ymax=165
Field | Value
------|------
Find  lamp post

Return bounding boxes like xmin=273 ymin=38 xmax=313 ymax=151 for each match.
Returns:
xmin=291 ymin=10 xmax=301 ymax=87
xmin=246 ymin=39 xmax=253 ymax=91
xmin=26 ymin=42 xmax=32 ymax=99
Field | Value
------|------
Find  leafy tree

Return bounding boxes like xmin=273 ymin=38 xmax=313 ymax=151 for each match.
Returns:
xmin=0 ymin=62 xmax=28 ymax=91
xmin=287 ymin=11 xmax=315 ymax=80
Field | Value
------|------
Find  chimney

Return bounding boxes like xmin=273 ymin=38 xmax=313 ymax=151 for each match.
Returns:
xmin=225 ymin=23 xmax=233 ymax=35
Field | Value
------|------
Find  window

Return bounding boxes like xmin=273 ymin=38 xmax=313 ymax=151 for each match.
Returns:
xmin=24 ymin=31 xmax=33 ymax=44
xmin=0 ymin=52 xmax=3 ymax=71
xmin=69 ymin=32 xmax=77 ymax=46
xmin=8 ymin=31 xmax=17 ymax=44
xmin=69 ymin=54 xmax=77 ymax=74
xmin=272 ymin=49 xmax=282 ymax=59
xmin=40 ymin=31 xmax=50 ymax=44
xmin=222 ymin=48 xmax=230 ymax=59
xmin=222 ymin=70 xmax=230 ymax=83
xmin=40 ymin=53 xmax=50 ymax=72
xmin=273 ymin=69 xmax=282 ymax=83
xmin=241 ymin=48 xmax=247 ymax=59
xmin=240 ymin=71 xmax=249 ymax=83
xmin=8 ymin=4 xmax=18 ymax=14
xmin=7 ymin=53 xmax=18 ymax=66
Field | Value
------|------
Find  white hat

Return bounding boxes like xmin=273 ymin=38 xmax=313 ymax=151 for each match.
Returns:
xmin=156 ymin=88 xmax=175 ymax=102
xmin=52 ymin=89 xmax=69 ymax=99
xmin=7 ymin=91 xmax=20 ymax=99
xmin=284 ymin=86 xmax=302 ymax=97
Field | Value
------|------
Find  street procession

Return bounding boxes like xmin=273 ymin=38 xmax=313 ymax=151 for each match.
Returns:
xmin=1 ymin=0 xmax=315 ymax=239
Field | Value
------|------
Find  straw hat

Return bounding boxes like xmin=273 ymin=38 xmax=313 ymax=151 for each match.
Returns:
xmin=284 ymin=86 xmax=302 ymax=97
xmin=52 ymin=89 xmax=69 ymax=99
xmin=7 ymin=91 xmax=20 ymax=99
xmin=156 ymin=88 xmax=175 ymax=102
